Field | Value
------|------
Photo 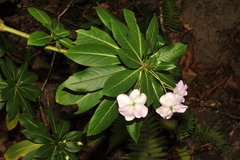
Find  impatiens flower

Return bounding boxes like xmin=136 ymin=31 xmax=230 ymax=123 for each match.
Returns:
xmin=173 ymin=80 xmax=188 ymax=103
xmin=117 ymin=89 xmax=148 ymax=121
xmin=156 ymin=92 xmax=188 ymax=119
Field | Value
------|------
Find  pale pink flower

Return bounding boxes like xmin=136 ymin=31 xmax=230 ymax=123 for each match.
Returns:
xmin=117 ymin=89 xmax=148 ymax=121
xmin=173 ymin=80 xmax=188 ymax=103
xmin=156 ymin=92 xmax=188 ymax=119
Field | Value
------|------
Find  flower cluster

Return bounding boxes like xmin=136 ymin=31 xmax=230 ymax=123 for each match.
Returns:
xmin=116 ymin=80 xmax=188 ymax=121
xmin=156 ymin=81 xmax=188 ymax=119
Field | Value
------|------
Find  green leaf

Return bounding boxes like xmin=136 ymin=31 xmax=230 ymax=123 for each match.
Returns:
xmin=19 ymin=96 xmax=33 ymax=114
xmin=157 ymin=72 xmax=176 ymax=89
xmin=111 ymin=20 xmax=142 ymax=64
xmin=19 ymin=85 xmax=42 ymax=102
xmin=146 ymin=16 xmax=158 ymax=53
xmin=156 ymin=43 xmax=187 ymax=63
xmin=55 ymin=83 xmax=84 ymax=105
xmin=95 ymin=7 xmax=118 ymax=30
xmin=19 ymin=113 xmax=45 ymax=130
xmin=58 ymin=38 xmax=74 ymax=48
xmin=123 ymin=9 xmax=147 ymax=57
xmin=102 ymin=69 xmax=140 ymax=97
xmin=64 ymin=65 xmax=125 ymax=92
xmin=0 ymin=57 xmax=17 ymax=81
xmin=88 ymin=99 xmax=118 ymax=135
xmin=151 ymin=78 xmax=164 ymax=109
xmin=6 ymin=112 xmax=19 ymax=130
xmin=21 ymin=128 xmax=54 ymax=144
xmin=139 ymin=71 xmax=154 ymax=106
xmin=58 ymin=111 xmax=70 ymax=139
xmin=20 ymin=72 xmax=38 ymax=85
xmin=4 ymin=140 xmax=43 ymax=160
xmin=28 ymin=7 xmax=52 ymax=29
xmin=28 ymin=31 xmax=53 ymax=46
xmin=35 ymin=144 xmax=55 ymax=158
xmin=75 ymin=27 xmax=119 ymax=49
xmin=117 ymin=48 xmax=142 ymax=68
xmin=62 ymin=142 xmax=81 ymax=153
xmin=53 ymin=29 xmax=70 ymax=39
xmin=1 ymin=86 xmax=15 ymax=101
xmin=6 ymin=96 xmax=19 ymax=120
xmin=64 ymin=44 xmax=121 ymax=66
xmin=127 ymin=120 xmax=143 ymax=143
xmin=48 ymin=109 xmax=58 ymax=134
xmin=75 ymin=90 xmax=102 ymax=114
xmin=153 ymin=35 xmax=166 ymax=52
xmin=62 ymin=131 xmax=82 ymax=141
xmin=52 ymin=19 xmax=64 ymax=30
xmin=16 ymin=63 xmax=28 ymax=84
xmin=154 ymin=61 xmax=176 ymax=71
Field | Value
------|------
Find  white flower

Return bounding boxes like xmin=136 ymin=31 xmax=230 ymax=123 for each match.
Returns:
xmin=117 ymin=89 xmax=148 ymax=121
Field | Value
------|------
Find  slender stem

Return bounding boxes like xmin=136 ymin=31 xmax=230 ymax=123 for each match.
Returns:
xmin=0 ymin=20 xmax=67 ymax=54
xmin=0 ymin=20 xmax=29 ymax=38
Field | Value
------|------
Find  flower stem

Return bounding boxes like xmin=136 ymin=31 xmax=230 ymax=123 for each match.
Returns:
xmin=0 ymin=20 xmax=67 ymax=54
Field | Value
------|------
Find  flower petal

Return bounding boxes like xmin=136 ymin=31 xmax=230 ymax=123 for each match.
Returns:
xmin=117 ymin=94 xmax=133 ymax=108
xmin=118 ymin=106 xmax=135 ymax=121
xmin=129 ymin=89 xmax=140 ymax=100
xmin=160 ymin=92 xmax=179 ymax=107
xmin=133 ymin=104 xmax=148 ymax=118
xmin=134 ymin=93 xmax=147 ymax=105
xmin=173 ymin=104 xmax=188 ymax=113
xmin=156 ymin=106 xmax=173 ymax=119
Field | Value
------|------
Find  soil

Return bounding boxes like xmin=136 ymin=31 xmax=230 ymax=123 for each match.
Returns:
xmin=0 ymin=0 xmax=240 ymax=160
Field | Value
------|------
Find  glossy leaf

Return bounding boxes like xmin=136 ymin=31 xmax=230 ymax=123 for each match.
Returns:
xmin=117 ymin=48 xmax=142 ymax=68
xmin=156 ymin=43 xmax=187 ymax=63
xmin=153 ymin=35 xmax=166 ymax=53
xmin=1 ymin=86 xmax=15 ymax=101
xmin=58 ymin=111 xmax=70 ymax=139
xmin=146 ymin=16 xmax=158 ymax=53
xmin=19 ymin=72 xmax=38 ymax=85
xmin=19 ymin=113 xmax=45 ymax=130
xmin=95 ymin=7 xmax=118 ymax=30
xmin=62 ymin=142 xmax=81 ymax=153
xmin=127 ymin=120 xmax=143 ymax=143
xmin=151 ymin=78 xmax=164 ymax=109
xmin=75 ymin=27 xmax=119 ymax=49
xmin=6 ymin=97 xmax=19 ymax=120
xmin=154 ymin=61 xmax=176 ymax=71
xmin=4 ymin=140 xmax=43 ymax=160
xmin=21 ymin=128 xmax=54 ymax=144
xmin=62 ymin=131 xmax=82 ymax=141
xmin=123 ymin=9 xmax=147 ymax=57
xmin=55 ymin=83 xmax=84 ymax=105
xmin=88 ymin=99 xmax=118 ymax=135
xmin=64 ymin=65 xmax=125 ymax=92
xmin=19 ymin=85 xmax=42 ymax=102
xmin=64 ymin=44 xmax=120 ymax=66
xmin=35 ymin=144 xmax=55 ymax=158
xmin=28 ymin=7 xmax=52 ymax=29
xmin=139 ymin=71 xmax=154 ymax=106
xmin=28 ymin=31 xmax=52 ymax=46
xmin=6 ymin=112 xmax=19 ymax=130
xmin=102 ymin=69 xmax=140 ymax=97
xmin=75 ymin=90 xmax=102 ymax=114
xmin=0 ymin=57 xmax=17 ymax=81
xmin=48 ymin=109 xmax=58 ymax=134
xmin=19 ymin=94 xmax=33 ymax=114
xmin=111 ymin=20 xmax=142 ymax=64
xmin=59 ymin=38 xmax=74 ymax=48
xmin=54 ymin=29 xmax=70 ymax=39
xmin=16 ymin=63 xmax=27 ymax=83
xmin=156 ymin=72 xmax=176 ymax=89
